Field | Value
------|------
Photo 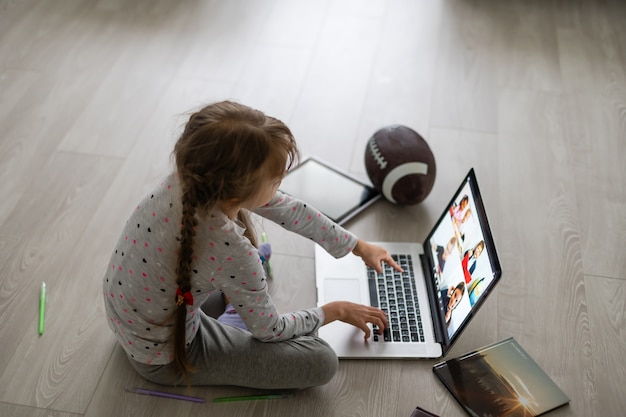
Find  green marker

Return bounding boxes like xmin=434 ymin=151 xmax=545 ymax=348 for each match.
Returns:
xmin=213 ymin=393 xmax=293 ymax=403
xmin=39 ymin=282 xmax=46 ymax=335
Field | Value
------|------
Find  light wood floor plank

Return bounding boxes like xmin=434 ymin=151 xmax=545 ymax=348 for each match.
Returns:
xmin=585 ymin=275 xmax=626 ymax=415
xmin=496 ymin=1 xmax=564 ymax=92
xmin=0 ymin=0 xmax=88 ymax=70
xmin=0 ymin=152 xmax=123 ymax=412
xmin=0 ymin=62 xmax=122 ymax=224
xmin=556 ymin=0 xmax=626 ymax=95
xmin=56 ymin=5 xmax=198 ymax=158
xmin=256 ymin=0 xmax=330 ymax=49
xmin=0 ymin=68 xmax=42 ymax=224
xmin=430 ymin=0 xmax=499 ymax=133
xmin=0 ymin=0 xmax=41 ymax=40
xmin=566 ymin=92 xmax=626 ymax=280
xmin=0 ymin=402 xmax=80 ymax=417
xmin=174 ymin=0 xmax=273 ymax=83
xmin=288 ymin=8 xmax=383 ymax=168
xmin=349 ymin=0 xmax=443 ymax=176
xmin=231 ymin=45 xmax=314 ymax=124
xmin=497 ymin=89 xmax=595 ymax=416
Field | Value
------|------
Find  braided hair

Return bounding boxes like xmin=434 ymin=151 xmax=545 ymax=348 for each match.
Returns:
xmin=171 ymin=101 xmax=298 ymax=382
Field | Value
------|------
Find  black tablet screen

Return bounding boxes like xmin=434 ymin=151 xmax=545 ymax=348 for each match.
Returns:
xmin=279 ymin=158 xmax=380 ymax=224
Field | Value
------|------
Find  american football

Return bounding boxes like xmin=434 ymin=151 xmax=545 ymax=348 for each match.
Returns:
xmin=364 ymin=125 xmax=436 ymax=205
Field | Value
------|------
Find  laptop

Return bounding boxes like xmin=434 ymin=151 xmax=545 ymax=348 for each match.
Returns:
xmin=315 ymin=168 xmax=501 ymax=359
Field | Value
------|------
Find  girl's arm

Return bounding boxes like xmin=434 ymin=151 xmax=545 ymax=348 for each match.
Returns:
xmin=214 ymin=233 xmax=324 ymax=342
xmin=254 ymin=192 xmax=402 ymax=272
xmin=253 ymin=191 xmax=356 ymax=258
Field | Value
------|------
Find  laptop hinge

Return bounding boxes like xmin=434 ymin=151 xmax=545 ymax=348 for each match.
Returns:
xmin=420 ymin=253 xmax=448 ymax=349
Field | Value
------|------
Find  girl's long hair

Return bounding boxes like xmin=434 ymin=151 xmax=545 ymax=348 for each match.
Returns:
xmin=171 ymin=101 xmax=299 ymax=382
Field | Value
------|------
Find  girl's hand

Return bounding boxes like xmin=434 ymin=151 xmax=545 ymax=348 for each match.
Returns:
xmin=322 ymin=301 xmax=388 ymax=341
xmin=352 ymin=240 xmax=403 ymax=274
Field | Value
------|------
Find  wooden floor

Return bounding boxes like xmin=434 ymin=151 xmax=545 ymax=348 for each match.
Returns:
xmin=1 ymin=0 xmax=624 ymax=416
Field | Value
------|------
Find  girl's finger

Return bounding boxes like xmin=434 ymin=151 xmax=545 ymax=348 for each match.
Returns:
xmin=386 ymin=256 xmax=403 ymax=272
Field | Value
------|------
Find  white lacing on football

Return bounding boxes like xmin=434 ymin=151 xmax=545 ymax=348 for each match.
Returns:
xmin=368 ymin=139 xmax=387 ymax=169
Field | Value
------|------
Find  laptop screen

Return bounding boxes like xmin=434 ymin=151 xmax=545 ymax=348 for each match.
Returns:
xmin=424 ymin=169 xmax=501 ymax=352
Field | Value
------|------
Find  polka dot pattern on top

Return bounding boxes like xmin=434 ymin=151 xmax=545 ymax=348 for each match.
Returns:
xmin=103 ymin=173 xmax=358 ymax=365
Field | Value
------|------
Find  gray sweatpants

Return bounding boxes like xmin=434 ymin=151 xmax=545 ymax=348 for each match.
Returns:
xmin=128 ymin=295 xmax=338 ymax=389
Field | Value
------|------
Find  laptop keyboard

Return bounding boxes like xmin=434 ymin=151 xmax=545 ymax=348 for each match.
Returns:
xmin=368 ymin=254 xmax=425 ymax=343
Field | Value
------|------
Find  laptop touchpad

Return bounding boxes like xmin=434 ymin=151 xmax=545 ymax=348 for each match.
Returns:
xmin=324 ymin=278 xmax=362 ymax=304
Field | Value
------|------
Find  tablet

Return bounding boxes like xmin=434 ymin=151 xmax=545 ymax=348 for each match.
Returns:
xmin=279 ymin=157 xmax=381 ymax=225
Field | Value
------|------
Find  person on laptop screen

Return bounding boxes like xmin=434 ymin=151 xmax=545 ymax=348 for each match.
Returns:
xmin=103 ymin=101 xmax=401 ymax=390
xmin=430 ymin=184 xmax=496 ymax=339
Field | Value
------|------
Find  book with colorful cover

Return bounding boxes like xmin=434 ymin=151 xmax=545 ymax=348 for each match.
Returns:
xmin=433 ymin=337 xmax=570 ymax=417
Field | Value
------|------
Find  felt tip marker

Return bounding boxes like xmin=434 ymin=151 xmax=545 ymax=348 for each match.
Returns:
xmin=125 ymin=387 xmax=205 ymax=403
xmin=213 ymin=393 xmax=293 ymax=403
xmin=39 ymin=282 xmax=46 ymax=335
